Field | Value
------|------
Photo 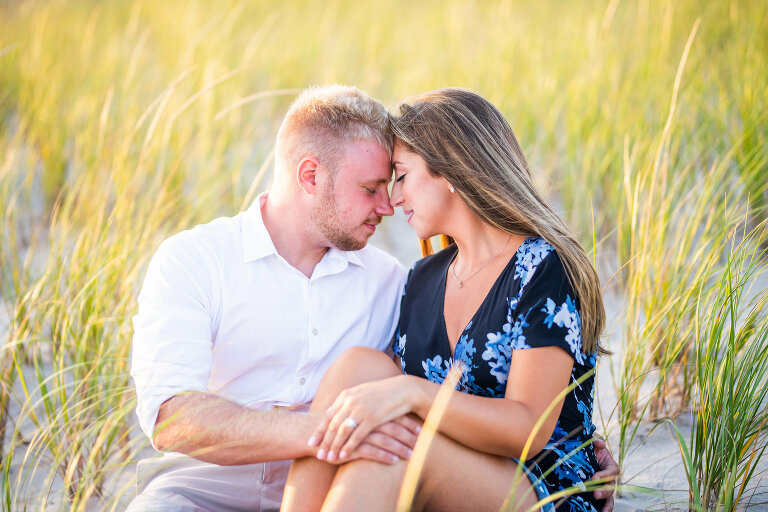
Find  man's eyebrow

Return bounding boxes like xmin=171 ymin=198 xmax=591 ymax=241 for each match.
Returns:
xmin=362 ymin=178 xmax=390 ymax=184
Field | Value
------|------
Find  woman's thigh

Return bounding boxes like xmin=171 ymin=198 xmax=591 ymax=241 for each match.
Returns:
xmin=415 ymin=433 xmax=539 ymax=512
xmin=326 ymin=432 xmax=538 ymax=512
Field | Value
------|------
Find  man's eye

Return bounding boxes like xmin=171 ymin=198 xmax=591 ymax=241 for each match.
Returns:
xmin=365 ymin=187 xmax=376 ymax=195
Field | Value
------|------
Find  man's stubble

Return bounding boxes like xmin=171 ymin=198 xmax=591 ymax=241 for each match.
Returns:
xmin=310 ymin=179 xmax=376 ymax=252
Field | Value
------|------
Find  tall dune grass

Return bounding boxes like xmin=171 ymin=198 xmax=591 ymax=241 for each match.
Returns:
xmin=670 ymin=221 xmax=768 ymax=511
xmin=0 ymin=0 xmax=766 ymax=509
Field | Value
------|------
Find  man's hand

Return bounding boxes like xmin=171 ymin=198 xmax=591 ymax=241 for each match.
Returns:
xmin=591 ymin=438 xmax=620 ymax=512
xmin=317 ymin=415 xmax=421 ymax=465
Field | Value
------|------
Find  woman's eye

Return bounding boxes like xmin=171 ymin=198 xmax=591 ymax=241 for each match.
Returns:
xmin=395 ymin=174 xmax=405 ymax=183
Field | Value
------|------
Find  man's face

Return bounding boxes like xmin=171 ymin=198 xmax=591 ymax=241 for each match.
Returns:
xmin=311 ymin=139 xmax=394 ymax=251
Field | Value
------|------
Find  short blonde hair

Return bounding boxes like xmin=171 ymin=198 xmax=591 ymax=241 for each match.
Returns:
xmin=276 ymin=85 xmax=392 ymax=177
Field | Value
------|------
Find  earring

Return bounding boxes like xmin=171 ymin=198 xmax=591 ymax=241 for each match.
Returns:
xmin=449 ymin=186 xmax=455 ymax=193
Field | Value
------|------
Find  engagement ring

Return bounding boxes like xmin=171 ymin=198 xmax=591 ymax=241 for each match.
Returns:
xmin=344 ymin=417 xmax=358 ymax=429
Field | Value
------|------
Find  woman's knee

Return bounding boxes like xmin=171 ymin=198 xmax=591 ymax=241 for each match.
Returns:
xmin=314 ymin=347 xmax=399 ymax=407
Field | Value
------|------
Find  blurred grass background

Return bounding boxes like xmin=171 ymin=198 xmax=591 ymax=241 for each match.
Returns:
xmin=0 ymin=0 xmax=766 ymax=509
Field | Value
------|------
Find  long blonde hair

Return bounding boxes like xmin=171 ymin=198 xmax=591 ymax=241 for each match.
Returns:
xmin=391 ymin=88 xmax=606 ymax=354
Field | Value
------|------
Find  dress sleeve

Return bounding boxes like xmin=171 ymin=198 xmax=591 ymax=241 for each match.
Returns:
xmin=509 ymin=251 xmax=586 ymax=365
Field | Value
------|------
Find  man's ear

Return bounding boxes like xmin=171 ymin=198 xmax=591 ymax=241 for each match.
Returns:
xmin=296 ymin=157 xmax=321 ymax=195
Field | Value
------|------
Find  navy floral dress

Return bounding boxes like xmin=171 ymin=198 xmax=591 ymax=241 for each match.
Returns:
xmin=393 ymin=237 xmax=602 ymax=512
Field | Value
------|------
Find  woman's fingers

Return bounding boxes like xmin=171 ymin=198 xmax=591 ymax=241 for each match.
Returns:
xmin=332 ymin=412 xmax=372 ymax=461
xmin=307 ymin=400 xmax=340 ymax=448
xmin=316 ymin=406 xmax=351 ymax=461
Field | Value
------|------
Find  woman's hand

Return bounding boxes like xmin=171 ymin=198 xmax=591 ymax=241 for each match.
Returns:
xmin=308 ymin=375 xmax=420 ymax=462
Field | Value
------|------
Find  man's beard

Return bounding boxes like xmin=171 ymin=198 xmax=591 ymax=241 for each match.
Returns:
xmin=311 ymin=183 xmax=379 ymax=252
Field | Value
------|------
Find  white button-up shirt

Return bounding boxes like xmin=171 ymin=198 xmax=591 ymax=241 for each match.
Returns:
xmin=131 ymin=193 xmax=407 ymax=441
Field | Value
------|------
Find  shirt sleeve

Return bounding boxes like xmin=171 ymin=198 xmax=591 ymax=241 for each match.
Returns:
xmin=509 ymin=251 xmax=586 ymax=365
xmin=131 ymin=234 xmax=217 ymax=443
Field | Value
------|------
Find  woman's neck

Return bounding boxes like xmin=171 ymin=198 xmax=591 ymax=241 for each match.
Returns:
xmin=446 ymin=214 xmax=526 ymax=274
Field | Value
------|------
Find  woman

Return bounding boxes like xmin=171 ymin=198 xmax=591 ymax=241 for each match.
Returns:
xmin=281 ymin=89 xmax=610 ymax=511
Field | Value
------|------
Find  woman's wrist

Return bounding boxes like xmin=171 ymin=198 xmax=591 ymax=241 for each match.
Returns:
xmin=399 ymin=374 xmax=432 ymax=419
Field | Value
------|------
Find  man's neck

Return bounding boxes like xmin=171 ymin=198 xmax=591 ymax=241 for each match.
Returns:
xmin=260 ymin=192 xmax=329 ymax=278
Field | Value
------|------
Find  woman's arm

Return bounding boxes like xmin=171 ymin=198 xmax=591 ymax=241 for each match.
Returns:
xmin=311 ymin=345 xmax=572 ymax=461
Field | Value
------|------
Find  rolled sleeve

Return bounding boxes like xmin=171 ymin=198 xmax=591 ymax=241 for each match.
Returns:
xmin=131 ymin=236 xmax=217 ymax=443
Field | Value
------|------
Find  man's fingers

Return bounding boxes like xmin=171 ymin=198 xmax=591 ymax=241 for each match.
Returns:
xmin=393 ymin=415 xmax=423 ymax=436
xmin=353 ymin=442 xmax=400 ymax=465
xmin=377 ymin=421 xmax=418 ymax=450
xmin=363 ymin=431 xmax=413 ymax=460
xmin=600 ymin=495 xmax=614 ymax=512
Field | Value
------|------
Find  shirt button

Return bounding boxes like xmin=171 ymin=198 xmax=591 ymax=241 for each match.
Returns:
xmin=312 ymin=328 xmax=318 ymax=335
xmin=299 ymin=377 xmax=306 ymax=385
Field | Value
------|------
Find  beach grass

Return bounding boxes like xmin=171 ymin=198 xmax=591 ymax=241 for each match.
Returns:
xmin=0 ymin=0 xmax=766 ymax=509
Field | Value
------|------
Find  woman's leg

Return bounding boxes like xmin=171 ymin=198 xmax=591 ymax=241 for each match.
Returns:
xmin=322 ymin=431 xmax=539 ymax=512
xmin=281 ymin=347 xmax=403 ymax=511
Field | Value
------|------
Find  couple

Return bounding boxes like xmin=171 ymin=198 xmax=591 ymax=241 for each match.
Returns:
xmin=130 ymin=85 xmax=617 ymax=511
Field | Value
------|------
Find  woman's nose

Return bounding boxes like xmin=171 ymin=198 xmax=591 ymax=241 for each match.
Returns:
xmin=390 ymin=183 xmax=403 ymax=208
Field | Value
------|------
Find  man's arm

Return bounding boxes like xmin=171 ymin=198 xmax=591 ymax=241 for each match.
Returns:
xmin=153 ymin=392 xmax=419 ymax=466
xmin=153 ymin=392 xmax=318 ymax=465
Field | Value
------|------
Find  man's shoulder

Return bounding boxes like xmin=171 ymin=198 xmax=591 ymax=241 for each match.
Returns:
xmin=154 ymin=213 xmax=245 ymax=265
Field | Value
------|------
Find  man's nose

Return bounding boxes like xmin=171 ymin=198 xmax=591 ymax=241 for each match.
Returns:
xmin=376 ymin=190 xmax=395 ymax=216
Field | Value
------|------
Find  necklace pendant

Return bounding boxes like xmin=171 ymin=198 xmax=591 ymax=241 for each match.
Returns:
xmin=457 ymin=281 xmax=463 ymax=288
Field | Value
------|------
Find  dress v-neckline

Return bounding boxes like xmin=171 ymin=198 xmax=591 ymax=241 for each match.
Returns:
xmin=439 ymin=239 xmax=531 ymax=359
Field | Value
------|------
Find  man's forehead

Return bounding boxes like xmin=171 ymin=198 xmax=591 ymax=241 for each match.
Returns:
xmin=338 ymin=140 xmax=393 ymax=180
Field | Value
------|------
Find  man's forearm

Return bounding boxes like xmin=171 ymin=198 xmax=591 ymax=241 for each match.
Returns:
xmin=153 ymin=392 xmax=318 ymax=465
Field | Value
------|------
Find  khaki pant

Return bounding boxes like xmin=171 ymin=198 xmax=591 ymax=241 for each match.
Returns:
xmin=127 ymin=453 xmax=291 ymax=511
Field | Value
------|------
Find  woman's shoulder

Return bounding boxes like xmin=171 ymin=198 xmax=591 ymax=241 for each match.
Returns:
xmin=510 ymin=237 xmax=564 ymax=290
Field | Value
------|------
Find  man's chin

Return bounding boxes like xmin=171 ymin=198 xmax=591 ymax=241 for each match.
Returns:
xmin=330 ymin=235 xmax=368 ymax=252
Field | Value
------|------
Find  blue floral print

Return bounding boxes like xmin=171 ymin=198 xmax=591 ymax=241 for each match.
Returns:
xmin=394 ymin=237 xmax=603 ymax=512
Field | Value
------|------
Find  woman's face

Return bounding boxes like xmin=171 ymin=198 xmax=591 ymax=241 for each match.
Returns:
xmin=390 ymin=142 xmax=453 ymax=239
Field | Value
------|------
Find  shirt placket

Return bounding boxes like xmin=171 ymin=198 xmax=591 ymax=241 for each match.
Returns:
xmin=296 ymin=277 xmax=313 ymax=403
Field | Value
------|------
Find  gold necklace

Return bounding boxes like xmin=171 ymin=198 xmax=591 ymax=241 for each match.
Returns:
xmin=450 ymin=234 xmax=512 ymax=289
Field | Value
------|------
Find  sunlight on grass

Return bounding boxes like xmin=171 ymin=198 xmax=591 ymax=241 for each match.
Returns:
xmin=1 ymin=0 xmax=766 ymax=509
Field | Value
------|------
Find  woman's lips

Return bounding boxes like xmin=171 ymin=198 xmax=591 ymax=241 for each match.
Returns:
xmin=405 ymin=210 xmax=414 ymax=223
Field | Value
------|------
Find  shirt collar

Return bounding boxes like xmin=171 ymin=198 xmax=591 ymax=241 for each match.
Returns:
xmin=242 ymin=194 xmax=278 ymax=263
xmin=242 ymin=193 xmax=366 ymax=269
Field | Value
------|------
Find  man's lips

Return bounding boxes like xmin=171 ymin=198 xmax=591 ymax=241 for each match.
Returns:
xmin=364 ymin=218 xmax=381 ymax=232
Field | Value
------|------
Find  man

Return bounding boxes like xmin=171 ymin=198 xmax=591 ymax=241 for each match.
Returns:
xmin=130 ymin=85 xmax=618 ymax=511
xmin=129 ymin=85 xmax=414 ymax=510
